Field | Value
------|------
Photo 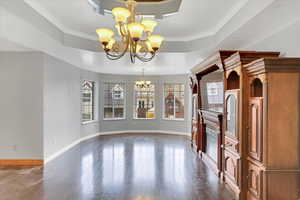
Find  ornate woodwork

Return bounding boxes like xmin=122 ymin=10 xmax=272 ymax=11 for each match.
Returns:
xmin=248 ymin=98 xmax=263 ymax=162
xmin=244 ymin=58 xmax=300 ymax=200
xmin=223 ymin=51 xmax=280 ymax=199
xmin=191 ymin=50 xmax=300 ymax=199
xmin=199 ymin=109 xmax=223 ymax=175
xmin=191 ymin=50 xmax=236 ymax=177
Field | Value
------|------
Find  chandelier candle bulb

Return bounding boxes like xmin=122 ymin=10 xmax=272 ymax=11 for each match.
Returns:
xmin=112 ymin=7 xmax=131 ymax=23
xmin=105 ymin=38 xmax=116 ymax=51
xmin=148 ymin=35 xmax=164 ymax=51
xmin=96 ymin=28 xmax=114 ymax=44
xmin=146 ymin=41 xmax=154 ymax=53
xmin=127 ymin=23 xmax=145 ymax=41
xmin=142 ymin=19 xmax=157 ymax=33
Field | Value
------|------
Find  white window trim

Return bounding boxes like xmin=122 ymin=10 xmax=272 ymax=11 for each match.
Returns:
xmin=81 ymin=80 xmax=96 ymax=124
xmin=103 ymin=82 xmax=126 ymax=120
xmin=162 ymin=83 xmax=185 ymax=121
xmin=82 ymin=120 xmax=99 ymax=125
xmin=133 ymin=83 xmax=156 ymax=120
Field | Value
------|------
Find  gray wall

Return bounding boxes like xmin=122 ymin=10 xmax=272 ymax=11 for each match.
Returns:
xmin=0 ymin=52 xmax=191 ymax=161
xmin=43 ymin=55 xmax=82 ymax=159
xmin=96 ymin=74 xmax=191 ymax=134
xmin=0 ymin=52 xmax=43 ymax=159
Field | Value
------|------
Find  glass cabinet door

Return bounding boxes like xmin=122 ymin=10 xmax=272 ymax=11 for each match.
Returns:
xmin=225 ymin=91 xmax=238 ymax=139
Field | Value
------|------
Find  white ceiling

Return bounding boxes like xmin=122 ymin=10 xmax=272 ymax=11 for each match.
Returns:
xmin=25 ymin=0 xmax=243 ymax=41
xmin=1 ymin=0 xmax=300 ymax=75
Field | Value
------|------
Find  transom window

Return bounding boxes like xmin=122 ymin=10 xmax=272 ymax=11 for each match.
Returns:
xmin=81 ymin=80 xmax=95 ymax=122
xmin=164 ymin=83 xmax=185 ymax=119
xmin=104 ymin=83 xmax=125 ymax=119
xmin=134 ymin=84 xmax=155 ymax=119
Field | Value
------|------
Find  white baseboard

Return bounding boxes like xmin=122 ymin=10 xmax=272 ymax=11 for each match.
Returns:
xmin=44 ymin=130 xmax=190 ymax=164
xmin=99 ymin=130 xmax=190 ymax=136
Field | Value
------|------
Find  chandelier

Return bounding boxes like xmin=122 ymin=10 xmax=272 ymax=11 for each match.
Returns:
xmin=95 ymin=0 xmax=164 ymax=63
xmin=135 ymin=68 xmax=151 ymax=88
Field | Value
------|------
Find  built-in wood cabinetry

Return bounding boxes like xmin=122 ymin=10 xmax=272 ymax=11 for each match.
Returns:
xmin=244 ymin=58 xmax=300 ymax=200
xmin=223 ymin=51 xmax=280 ymax=199
xmin=191 ymin=50 xmax=237 ymax=176
xmin=191 ymin=51 xmax=300 ymax=200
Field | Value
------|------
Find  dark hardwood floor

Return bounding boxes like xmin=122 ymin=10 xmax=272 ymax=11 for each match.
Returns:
xmin=0 ymin=133 xmax=234 ymax=200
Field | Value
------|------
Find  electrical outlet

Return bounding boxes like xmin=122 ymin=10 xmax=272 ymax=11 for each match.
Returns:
xmin=12 ymin=145 xmax=17 ymax=152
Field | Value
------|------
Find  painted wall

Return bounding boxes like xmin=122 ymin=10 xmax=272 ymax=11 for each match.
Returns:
xmin=0 ymin=52 xmax=43 ymax=159
xmin=96 ymin=74 xmax=191 ymax=135
xmin=0 ymin=51 xmax=191 ymax=160
xmin=43 ymin=55 xmax=82 ymax=159
xmin=44 ymin=57 xmax=191 ymax=160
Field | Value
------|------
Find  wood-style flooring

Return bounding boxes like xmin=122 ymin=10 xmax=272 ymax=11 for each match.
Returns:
xmin=0 ymin=133 xmax=234 ymax=200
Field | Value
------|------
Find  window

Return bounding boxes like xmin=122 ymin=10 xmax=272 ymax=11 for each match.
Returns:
xmin=104 ymin=83 xmax=125 ymax=119
xmin=134 ymin=84 xmax=155 ymax=119
xmin=81 ymin=80 xmax=95 ymax=122
xmin=164 ymin=83 xmax=185 ymax=119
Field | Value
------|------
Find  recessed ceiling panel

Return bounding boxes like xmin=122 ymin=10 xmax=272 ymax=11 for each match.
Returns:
xmin=89 ymin=0 xmax=182 ymax=19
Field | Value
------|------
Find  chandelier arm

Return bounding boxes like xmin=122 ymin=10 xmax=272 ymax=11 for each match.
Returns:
xmin=128 ymin=35 xmax=137 ymax=63
xmin=119 ymin=23 xmax=128 ymax=38
xmin=130 ymin=45 xmax=136 ymax=63
xmin=135 ymin=52 xmax=156 ymax=62
xmin=103 ymin=34 xmax=131 ymax=60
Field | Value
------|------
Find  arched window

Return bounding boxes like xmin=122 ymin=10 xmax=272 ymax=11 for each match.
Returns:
xmin=81 ymin=80 xmax=95 ymax=122
xmin=104 ymin=83 xmax=126 ymax=119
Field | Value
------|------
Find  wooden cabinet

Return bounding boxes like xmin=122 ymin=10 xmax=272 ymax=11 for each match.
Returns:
xmin=248 ymin=98 xmax=263 ymax=162
xmin=223 ymin=51 xmax=280 ymax=199
xmin=244 ymin=58 xmax=300 ymax=200
xmin=247 ymin=161 xmax=263 ymax=200
xmin=224 ymin=149 xmax=241 ymax=191
xmin=190 ymin=51 xmax=300 ymax=200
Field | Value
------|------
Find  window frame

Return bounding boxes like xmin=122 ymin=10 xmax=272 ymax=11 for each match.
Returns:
xmin=163 ymin=83 xmax=185 ymax=121
xmin=133 ymin=83 xmax=156 ymax=120
xmin=81 ymin=80 xmax=96 ymax=124
xmin=103 ymin=82 xmax=126 ymax=120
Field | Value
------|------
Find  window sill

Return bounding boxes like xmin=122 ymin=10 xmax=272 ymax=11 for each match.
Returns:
xmin=81 ymin=120 xmax=99 ymax=125
xmin=133 ymin=118 xmax=156 ymax=120
xmin=162 ymin=118 xmax=185 ymax=121
xmin=103 ymin=118 xmax=126 ymax=121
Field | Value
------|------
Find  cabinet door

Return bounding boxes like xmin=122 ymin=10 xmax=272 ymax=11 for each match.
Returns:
xmin=224 ymin=150 xmax=240 ymax=186
xmin=247 ymin=162 xmax=262 ymax=200
xmin=248 ymin=98 xmax=263 ymax=161
xmin=225 ymin=91 xmax=239 ymax=140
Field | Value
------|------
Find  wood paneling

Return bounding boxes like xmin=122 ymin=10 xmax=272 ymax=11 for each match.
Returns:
xmin=248 ymin=98 xmax=263 ymax=162
xmin=247 ymin=161 xmax=263 ymax=200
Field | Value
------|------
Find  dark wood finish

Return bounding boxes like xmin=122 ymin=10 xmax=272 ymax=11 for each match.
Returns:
xmin=0 ymin=133 xmax=234 ymax=200
xmin=199 ymin=109 xmax=223 ymax=176
xmin=223 ymin=51 xmax=280 ymax=199
xmin=191 ymin=50 xmax=282 ymax=199
xmin=244 ymin=58 xmax=300 ymax=200
xmin=191 ymin=51 xmax=237 ymax=180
